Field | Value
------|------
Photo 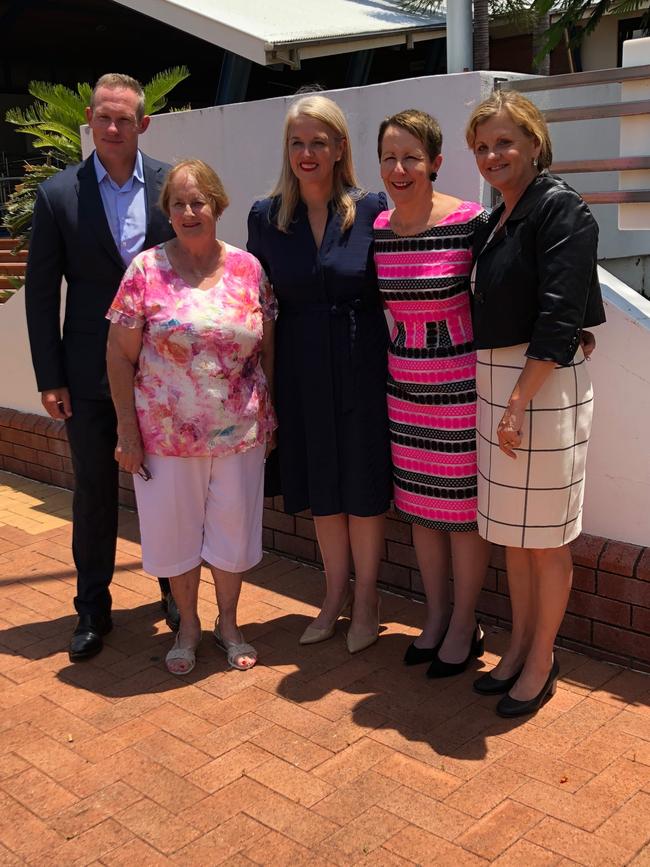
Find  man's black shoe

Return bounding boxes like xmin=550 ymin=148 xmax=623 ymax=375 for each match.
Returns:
xmin=69 ymin=614 xmax=113 ymax=661
xmin=161 ymin=591 xmax=180 ymax=632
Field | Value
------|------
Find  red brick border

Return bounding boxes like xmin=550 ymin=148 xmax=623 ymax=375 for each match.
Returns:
xmin=2 ymin=405 xmax=648 ymax=670
xmin=261 ymin=503 xmax=650 ymax=672
xmin=0 ymin=406 xmax=135 ymax=508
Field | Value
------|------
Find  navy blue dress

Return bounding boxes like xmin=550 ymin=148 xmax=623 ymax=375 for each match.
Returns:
xmin=247 ymin=192 xmax=392 ymax=517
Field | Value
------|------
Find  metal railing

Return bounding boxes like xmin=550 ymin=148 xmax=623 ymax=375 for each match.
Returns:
xmin=0 ymin=176 xmax=21 ymax=208
xmin=498 ymin=63 xmax=650 ymax=206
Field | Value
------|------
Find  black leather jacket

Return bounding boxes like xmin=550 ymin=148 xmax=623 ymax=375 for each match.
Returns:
xmin=471 ymin=171 xmax=606 ymax=365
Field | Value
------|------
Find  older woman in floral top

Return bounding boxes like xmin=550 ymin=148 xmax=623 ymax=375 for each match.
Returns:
xmin=107 ymin=159 xmax=277 ymax=675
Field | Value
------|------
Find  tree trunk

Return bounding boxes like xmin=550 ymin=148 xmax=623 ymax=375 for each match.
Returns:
xmin=473 ymin=0 xmax=490 ymax=71
xmin=532 ymin=12 xmax=551 ymax=75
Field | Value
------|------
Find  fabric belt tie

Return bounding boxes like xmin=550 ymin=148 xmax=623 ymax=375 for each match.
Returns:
xmin=280 ymin=298 xmax=379 ymax=413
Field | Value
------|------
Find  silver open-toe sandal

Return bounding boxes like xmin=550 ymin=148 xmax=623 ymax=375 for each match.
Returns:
xmin=165 ymin=636 xmax=198 ymax=676
xmin=213 ymin=619 xmax=257 ymax=671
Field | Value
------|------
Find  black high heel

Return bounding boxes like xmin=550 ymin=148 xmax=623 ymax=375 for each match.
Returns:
xmin=426 ymin=623 xmax=484 ymax=679
xmin=473 ymin=667 xmax=523 ymax=696
xmin=404 ymin=636 xmax=443 ymax=666
xmin=496 ymin=658 xmax=559 ymax=718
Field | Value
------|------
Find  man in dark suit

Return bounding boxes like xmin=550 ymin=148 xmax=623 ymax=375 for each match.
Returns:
xmin=25 ymin=73 xmax=179 ymax=661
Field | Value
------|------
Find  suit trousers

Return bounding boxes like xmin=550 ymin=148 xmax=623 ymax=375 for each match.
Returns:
xmin=65 ymin=399 xmax=171 ymax=616
xmin=65 ymin=398 xmax=119 ymax=617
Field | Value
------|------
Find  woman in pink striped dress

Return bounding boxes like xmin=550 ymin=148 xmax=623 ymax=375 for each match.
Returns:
xmin=375 ymin=110 xmax=492 ymax=678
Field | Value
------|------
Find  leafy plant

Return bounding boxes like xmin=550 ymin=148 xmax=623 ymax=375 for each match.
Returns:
xmin=398 ymin=1 xmax=649 ymax=69
xmin=532 ymin=0 xmax=650 ymax=57
xmin=2 ymin=66 xmax=190 ymax=250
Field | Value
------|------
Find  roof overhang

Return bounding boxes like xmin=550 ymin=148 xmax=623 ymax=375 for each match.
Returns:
xmin=111 ymin=0 xmax=447 ymax=68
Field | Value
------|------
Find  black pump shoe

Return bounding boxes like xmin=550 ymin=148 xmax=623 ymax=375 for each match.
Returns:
xmin=426 ymin=623 xmax=484 ymax=679
xmin=496 ymin=658 xmax=560 ymax=718
xmin=404 ymin=636 xmax=444 ymax=666
xmin=473 ymin=667 xmax=523 ymax=696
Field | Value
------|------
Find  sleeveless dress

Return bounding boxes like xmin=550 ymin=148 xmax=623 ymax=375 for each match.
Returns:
xmin=373 ymin=202 xmax=489 ymax=531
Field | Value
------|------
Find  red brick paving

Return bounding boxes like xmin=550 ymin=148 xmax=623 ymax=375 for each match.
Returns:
xmin=0 ymin=469 xmax=649 ymax=865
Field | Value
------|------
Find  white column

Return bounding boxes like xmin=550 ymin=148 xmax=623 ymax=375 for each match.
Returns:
xmin=619 ymin=36 xmax=650 ymax=230
xmin=446 ymin=0 xmax=473 ymax=73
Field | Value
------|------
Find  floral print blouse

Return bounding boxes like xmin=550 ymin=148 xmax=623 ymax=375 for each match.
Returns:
xmin=107 ymin=242 xmax=277 ymax=458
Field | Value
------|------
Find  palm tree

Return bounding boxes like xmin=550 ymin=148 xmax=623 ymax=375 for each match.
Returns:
xmin=532 ymin=8 xmax=551 ymax=74
xmin=2 ymin=66 xmax=190 ymax=252
xmin=474 ymin=0 xmax=490 ymax=71
xmin=532 ymin=0 xmax=650 ymax=58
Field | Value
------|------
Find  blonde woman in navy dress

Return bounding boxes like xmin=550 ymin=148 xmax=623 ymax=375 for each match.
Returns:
xmin=468 ymin=92 xmax=605 ymax=716
xmin=247 ymin=96 xmax=392 ymax=653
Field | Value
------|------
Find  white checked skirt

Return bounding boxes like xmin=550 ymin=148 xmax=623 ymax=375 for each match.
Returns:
xmin=476 ymin=344 xmax=594 ymax=549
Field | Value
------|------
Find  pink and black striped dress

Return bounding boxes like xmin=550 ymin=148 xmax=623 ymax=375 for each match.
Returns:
xmin=373 ymin=202 xmax=489 ymax=532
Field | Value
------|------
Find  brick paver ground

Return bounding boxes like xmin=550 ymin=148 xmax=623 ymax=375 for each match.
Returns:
xmin=0 ymin=469 xmax=649 ymax=866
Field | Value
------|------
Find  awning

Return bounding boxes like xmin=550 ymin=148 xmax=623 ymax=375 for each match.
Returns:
xmin=112 ymin=0 xmax=447 ymax=68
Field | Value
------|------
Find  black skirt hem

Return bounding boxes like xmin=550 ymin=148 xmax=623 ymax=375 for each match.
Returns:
xmin=393 ymin=506 xmax=478 ymax=533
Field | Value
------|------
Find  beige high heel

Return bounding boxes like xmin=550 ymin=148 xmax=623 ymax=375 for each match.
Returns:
xmin=346 ymin=597 xmax=381 ymax=654
xmin=299 ymin=588 xmax=352 ymax=646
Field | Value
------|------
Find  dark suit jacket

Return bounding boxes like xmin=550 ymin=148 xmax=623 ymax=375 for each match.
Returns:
xmin=25 ymin=152 xmax=174 ymax=399
xmin=471 ymin=171 xmax=606 ymax=366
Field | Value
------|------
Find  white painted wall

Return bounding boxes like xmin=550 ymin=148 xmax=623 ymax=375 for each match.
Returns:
xmin=1 ymin=288 xmax=43 ymax=415
xmin=586 ymin=269 xmax=650 ymax=545
xmin=581 ymin=14 xmax=619 ymax=71
xmin=2 ymin=70 xmax=649 ymax=544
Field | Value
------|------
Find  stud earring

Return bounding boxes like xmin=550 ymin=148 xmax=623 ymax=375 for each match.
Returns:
xmin=532 ymin=157 xmax=539 ymax=168
xmin=429 ymin=171 xmax=438 ymax=182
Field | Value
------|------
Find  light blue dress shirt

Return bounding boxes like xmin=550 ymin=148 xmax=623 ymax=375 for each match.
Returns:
xmin=93 ymin=150 xmax=147 ymax=267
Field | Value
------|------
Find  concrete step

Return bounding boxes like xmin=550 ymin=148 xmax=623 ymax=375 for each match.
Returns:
xmin=0 ymin=262 xmax=26 ymax=275
xmin=0 ymin=238 xmax=17 ymax=250
xmin=0 ymin=250 xmax=28 ymax=262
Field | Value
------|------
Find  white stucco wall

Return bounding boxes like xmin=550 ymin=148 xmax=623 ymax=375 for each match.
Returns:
xmin=580 ymin=14 xmax=619 ymax=71
xmin=1 ymin=287 xmax=43 ymax=415
xmin=2 ymin=70 xmax=649 ymax=545
xmin=586 ymin=269 xmax=650 ymax=545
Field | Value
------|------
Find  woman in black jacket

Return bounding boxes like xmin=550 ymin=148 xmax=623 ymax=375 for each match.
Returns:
xmin=466 ymin=91 xmax=605 ymax=717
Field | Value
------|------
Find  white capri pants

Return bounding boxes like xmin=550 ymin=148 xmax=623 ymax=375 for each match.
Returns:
xmin=133 ymin=445 xmax=266 ymax=577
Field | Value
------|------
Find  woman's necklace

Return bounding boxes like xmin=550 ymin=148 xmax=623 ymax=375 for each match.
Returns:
xmin=171 ymin=240 xmax=223 ymax=285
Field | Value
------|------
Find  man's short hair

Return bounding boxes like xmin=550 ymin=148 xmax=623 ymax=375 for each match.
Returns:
xmin=90 ymin=73 xmax=146 ymax=121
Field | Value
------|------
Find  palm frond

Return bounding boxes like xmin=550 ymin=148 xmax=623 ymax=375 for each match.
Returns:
xmin=5 ymin=103 xmax=49 ymax=127
xmin=77 ymin=82 xmax=93 ymax=106
xmin=32 ymin=121 xmax=81 ymax=146
xmin=28 ymin=81 xmax=86 ymax=120
xmin=18 ymin=130 xmax=80 ymax=161
xmin=396 ymin=0 xmax=444 ymax=14
xmin=1 ymin=163 xmax=61 ymax=247
xmin=143 ymin=65 xmax=190 ymax=115
xmin=490 ymin=0 xmax=536 ymax=28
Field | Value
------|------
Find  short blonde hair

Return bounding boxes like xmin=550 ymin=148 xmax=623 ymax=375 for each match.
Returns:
xmin=271 ymin=95 xmax=363 ymax=233
xmin=159 ymin=159 xmax=230 ymax=218
xmin=91 ymin=73 xmax=145 ymax=121
xmin=377 ymin=109 xmax=443 ymax=161
xmin=465 ymin=90 xmax=553 ymax=170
